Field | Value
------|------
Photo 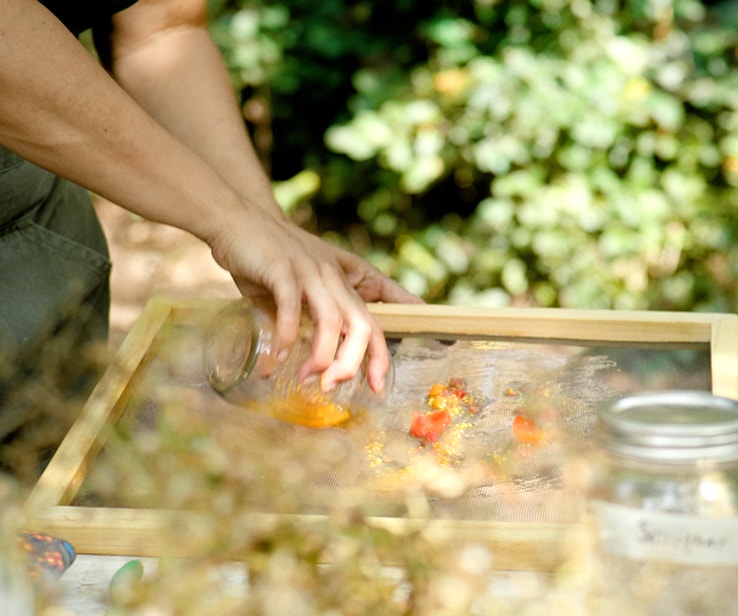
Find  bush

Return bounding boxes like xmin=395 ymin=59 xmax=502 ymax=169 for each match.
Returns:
xmin=210 ymin=0 xmax=738 ymax=311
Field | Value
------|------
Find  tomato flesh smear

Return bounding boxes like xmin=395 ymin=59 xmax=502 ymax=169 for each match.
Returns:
xmin=512 ymin=414 xmax=546 ymax=444
xmin=409 ymin=410 xmax=452 ymax=442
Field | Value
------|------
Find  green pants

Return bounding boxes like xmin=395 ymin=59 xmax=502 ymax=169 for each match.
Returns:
xmin=0 ymin=146 xmax=111 ymax=478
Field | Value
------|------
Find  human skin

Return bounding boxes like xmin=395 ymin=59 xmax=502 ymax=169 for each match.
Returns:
xmin=0 ymin=0 xmax=422 ymax=392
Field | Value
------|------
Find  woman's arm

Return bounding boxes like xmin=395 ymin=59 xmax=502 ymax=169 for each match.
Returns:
xmin=106 ymin=0 xmax=283 ymax=218
xmin=104 ymin=0 xmax=423 ymax=386
xmin=0 ymin=0 xmax=239 ymax=242
xmin=0 ymin=0 xmax=412 ymax=391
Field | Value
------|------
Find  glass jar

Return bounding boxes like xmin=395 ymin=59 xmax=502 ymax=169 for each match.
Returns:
xmin=587 ymin=391 xmax=738 ymax=615
xmin=203 ymin=298 xmax=390 ymax=429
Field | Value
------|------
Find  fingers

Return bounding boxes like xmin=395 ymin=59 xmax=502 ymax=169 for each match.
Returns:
xmin=314 ymin=310 xmax=373 ymax=392
xmin=365 ymin=326 xmax=392 ymax=393
xmin=249 ymin=247 xmax=388 ymax=393
xmin=373 ymin=276 xmax=426 ymax=305
xmin=321 ymin=242 xmax=425 ymax=305
xmin=219 ymin=212 xmax=410 ymax=394
xmin=315 ymin=309 xmax=389 ymax=394
xmin=268 ymin=280 xmax=303 ymax=362
xmin=300 ymin=264 xmax=388 ymax=393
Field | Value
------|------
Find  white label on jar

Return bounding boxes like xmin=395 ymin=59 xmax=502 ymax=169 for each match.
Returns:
xmin=593 ymin=501 xmax=738 ymax=566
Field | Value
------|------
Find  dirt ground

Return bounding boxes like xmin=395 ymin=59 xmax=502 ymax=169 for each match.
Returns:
xmin=94 ymin=198 xmax=239 ymax=351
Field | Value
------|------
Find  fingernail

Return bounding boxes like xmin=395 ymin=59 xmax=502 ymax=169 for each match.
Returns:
xmin=277 ymin=349 xmax=289 ymax=363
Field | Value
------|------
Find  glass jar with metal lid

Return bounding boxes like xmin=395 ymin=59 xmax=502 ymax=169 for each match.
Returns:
xmin=587 ymin=390 xmax=738 ymax=615
xmin=203 ymin=298 xmax=391 ymax=429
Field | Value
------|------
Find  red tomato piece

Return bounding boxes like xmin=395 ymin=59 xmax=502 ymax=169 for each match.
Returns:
xmin=512 ymin=415 xmax=546 ymax=444
xmin=409 ymin=410 xmax=452 ymax=442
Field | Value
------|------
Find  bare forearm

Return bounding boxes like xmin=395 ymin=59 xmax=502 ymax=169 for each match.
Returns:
xmin=0 ymin=0 xmax=417 ymax=392
xmin=107 ymin=0 xmax=284 ymax=218
xmin=0 ymin=0 xmax=242 ymax=244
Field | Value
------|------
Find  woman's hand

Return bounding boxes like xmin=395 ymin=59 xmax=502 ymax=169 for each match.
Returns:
xmin=291 ymin=227 xmax=423 ymax=306
xmin=0 ymin=0 xmax=422 ymax=394
xmin=209 ymin=207 xmax=421 ymax=393
xmin=285 ymin=223 xmax=423 ymax=392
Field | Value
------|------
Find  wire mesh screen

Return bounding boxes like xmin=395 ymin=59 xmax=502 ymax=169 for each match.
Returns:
xmin=74 ymin=321 xmax=711 ymax=526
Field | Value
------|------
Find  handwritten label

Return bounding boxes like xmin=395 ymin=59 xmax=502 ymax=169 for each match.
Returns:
xmin=593 ymin=501 xmax=738 ymax=566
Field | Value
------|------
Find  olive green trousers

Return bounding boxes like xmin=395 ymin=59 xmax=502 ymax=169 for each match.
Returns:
xmin=0 ymin=146 xmax=111 ymax=479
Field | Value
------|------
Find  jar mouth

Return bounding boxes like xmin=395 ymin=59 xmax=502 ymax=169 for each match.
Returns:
xmin=598 ymin=390 xmax=738 ymax=463
xmin=203 ymin=300 xmax=262 ymax=395
xmin=204 ymin=299 xmax=392 ymax=411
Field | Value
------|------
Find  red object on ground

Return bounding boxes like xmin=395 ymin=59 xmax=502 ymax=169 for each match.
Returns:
xmin=409 ymin=410 xmax=452 ymax=442
xmin=511 ymin=414 xmax=546 ymax=444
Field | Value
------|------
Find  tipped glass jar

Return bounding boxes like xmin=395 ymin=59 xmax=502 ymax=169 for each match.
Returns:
xmin=203 ymin=298 xmax=391 ymax=429
xmin=587 ymin=391 xmax=738 ymax=615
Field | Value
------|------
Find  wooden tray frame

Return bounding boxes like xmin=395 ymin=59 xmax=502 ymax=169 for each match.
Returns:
xmin=25 ymin=298 xmax=738 ymax=570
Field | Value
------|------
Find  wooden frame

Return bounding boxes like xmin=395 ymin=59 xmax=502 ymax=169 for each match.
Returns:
xmin=25 ymin=298 xmax=738 ymax=570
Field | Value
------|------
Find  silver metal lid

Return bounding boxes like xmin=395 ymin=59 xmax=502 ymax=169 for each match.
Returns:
xmin=598 ymin=391 xmax=738 ymax=463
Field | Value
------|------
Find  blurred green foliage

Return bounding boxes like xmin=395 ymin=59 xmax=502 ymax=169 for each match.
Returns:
xmin=209 ymin=0 xmax=738 ymax=311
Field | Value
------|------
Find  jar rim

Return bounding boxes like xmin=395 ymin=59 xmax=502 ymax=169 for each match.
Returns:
xmin=598 ymin=390 xmax=738 ymax=463
xmin=203 ymin=299 xmax=264 ymax=394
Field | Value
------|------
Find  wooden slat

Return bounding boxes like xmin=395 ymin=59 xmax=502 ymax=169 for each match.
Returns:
xmin=165 ymin=297 xmax=730 ymax=345
xmin=710 ymin=314 xmax=738 ymax=399
xmin=27 ymin=505 xmax=581 ymax=571
xmin=369 ymin=303 xmax=719 ymax=343
xmin=25 ymin=297 xmax=738 ymax=572
xmin=26 ymin=298 xmax=174 ymax=513
xmin=26 ymin=506 xmax=174 ymax=558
